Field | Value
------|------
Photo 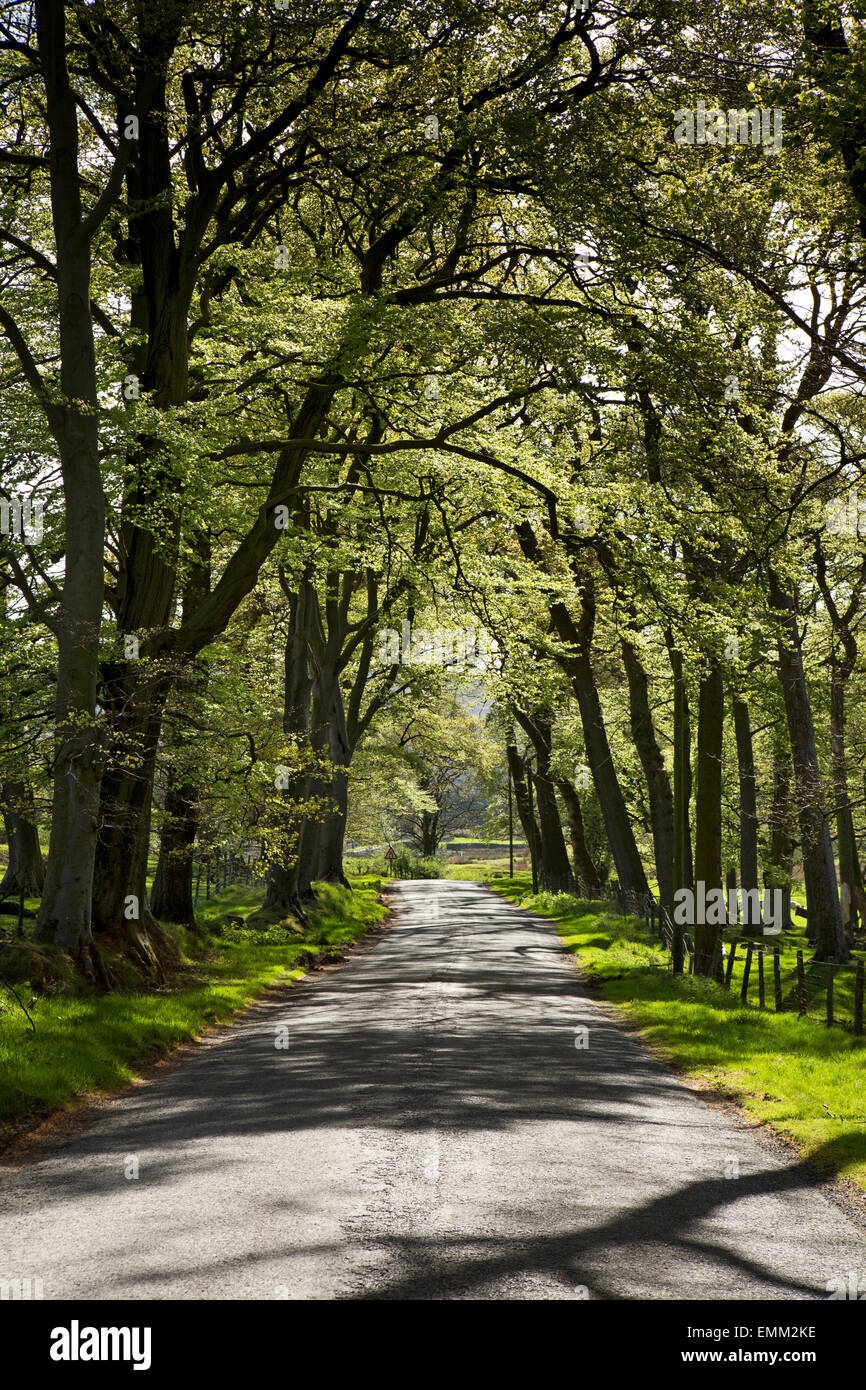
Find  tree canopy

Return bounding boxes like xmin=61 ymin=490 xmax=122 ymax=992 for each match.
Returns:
xmin=1 ymin=0 xmax=866 ymax=981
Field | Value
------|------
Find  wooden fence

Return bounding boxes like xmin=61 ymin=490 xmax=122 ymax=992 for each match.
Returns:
xmin=606 ymin=881 xmax=866 ymax=1038
xmin=192 ymin=847 xmax=255 ymax=903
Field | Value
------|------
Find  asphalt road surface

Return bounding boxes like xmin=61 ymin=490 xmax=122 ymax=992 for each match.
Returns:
xmin=2 ymin=879 xmax=866 ymax=1300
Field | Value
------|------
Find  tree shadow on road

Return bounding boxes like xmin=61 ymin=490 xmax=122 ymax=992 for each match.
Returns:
xmin=5 ymin=882 xmax=866 ymax=1299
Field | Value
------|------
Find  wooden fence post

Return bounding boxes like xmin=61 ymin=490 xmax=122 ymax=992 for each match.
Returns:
xmin=758 ymin=949 xmax=765 ymax=1010
xmin=773 ymin=947 xmax=782 ymax=1012
xmin=855 ymin=961 xmax=864 ymax=1036
xmin=740 ymin=943 xmax=753 ymax=1004
xmin=796 ymin=950 xmax=806 ymax=1016
xmin=672 ymin=914 xmax=684 ymax=975
xmin=724 ymin=940 xmax=736 ymax=990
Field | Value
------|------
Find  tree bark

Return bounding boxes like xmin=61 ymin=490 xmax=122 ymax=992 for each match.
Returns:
xmin=31 ymin=0 xmax=119 ymax=980
xmin=417 ymin=811 xmax=441 ymax=859
xmin=318 ymin=768 xmax=351 ymax=887
xmin=84 ymin=10 xmax=350 ymax=956
xmin=557 ymin=777 xmax=604 ymax=896
xmin=264 ymin=578 xmax=314 ymax=921
xmin=149 ymin=546 xmax=210 ymax=928
xmin=766 ymin=741 xmax=794 ymax=933
xmin=569 ymin=643 xmax=649 ymax=896
xmin=668 ymin=643 xmax=694 ymax=898
xmin=314 ymin=654 xmax=352 ymax=887
xmin=294 ymin=630 xmax=345 ymax=901
xmin=514 ymin=525 xmax=648 ymax=895
xmin=693 ymin=662 xmax=724 ymax=978
xmin=90 ymin=669 xmax=174 ymax=972
xmin=733 ymin=697 xmax=761 ymax=933
xmin=513 ymin=709 xmax=574 ymax=892
xmin=0 ymin=782 xmax=45 ymax=898
xmin=506 ymin=742 xmax=540 ymax=880
xmin=621 ymin=638 xmax=674 ymax=911
xmin=769 ymin=569 xmax=848 ymax=961
xmin=830 ymin=667 xmax=866 ymax=938
xmin=150 ymin=775 xmax=198 ymax=925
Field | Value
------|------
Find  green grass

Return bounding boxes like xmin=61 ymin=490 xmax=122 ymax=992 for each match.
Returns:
xmin=489 ymin=876 xmax=866 ymax=1194
xmin=443 ymin=854 xmax=531 ymax=880
xmin=343 ymin=848 xmax=532 ymax=881
xmin=0 ymin=876 xmax=388 ymax=1134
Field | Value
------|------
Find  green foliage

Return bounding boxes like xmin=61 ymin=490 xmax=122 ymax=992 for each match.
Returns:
xmin=3 ymin=0 xmax=866 ymax=1140
xmin=392 ymin=851 xmax=444 ymax=879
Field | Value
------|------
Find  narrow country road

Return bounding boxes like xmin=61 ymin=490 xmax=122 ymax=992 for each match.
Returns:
xmin=2 ymin=880 xmax=865 ymax=1300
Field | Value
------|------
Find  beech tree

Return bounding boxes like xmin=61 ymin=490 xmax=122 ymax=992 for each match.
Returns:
xmin=2 ymin=0 xmax=866 ymax=980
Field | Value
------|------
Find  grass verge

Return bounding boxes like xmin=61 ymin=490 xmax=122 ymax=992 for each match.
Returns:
xmin=489 ymin=875 xmax=866 ymax=1196
xmin=0 ymin=876 xmax=388 ymax=1136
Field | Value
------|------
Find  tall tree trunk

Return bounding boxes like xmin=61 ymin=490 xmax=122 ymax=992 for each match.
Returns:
xmin=529 ymin=769 xmax=574 ymax=893
xmin=693 ymin=662 xmax=724 ymax=978
xmin=830 ymin=667 xmax=866 ymax=936
xmin=513 ymin=710 xmax=575 ymax=892
xmin=814 ymin=541 xmax=866 ymax=939
xmin=90 ymin=669 xmax=175 ymax=977
xmin=769 ymin=570 xmax=848 ymax=961
xmin=316 ymin=671 xmax=352 ymax=887
xmin=265 ymin=579 xmax=314 ymax=921
xmin=418 ymin=811 xmax=441 ymax=859
xmin=318 ymin=768 xmax=351 ymax=887
xmin=0 ymin=782 xmax=45 ymax=898
xmin=733 ymin=697 xmax=761 ymax=933
xmin=294 ymin=650 xmax=343 ymax=900
xmin=506 ymin=742 xmax=540 ymax=880
xmin=569 ymin=644 xmax=649 ymax=896
xmin=149 ymin=549 xmax=210 ymax=927
xmin=31 ymin=0 xmax=120 ymax=979
xmin=557 ymin=777 xmax=604 ymax=896
xmin=515 ymin=525 xmax=648 ymax=896
xmin=89 ymin=1 xmax=367 ymax=958
xmin=766 ymin=741 xmax=794 ymax=933
xmin=668 ymin=643 xmax=694 ymax=899
xmin=150 ymin=775 xmax=198 ymax=925
xmin=86 ymin=14 xmax=193 ymax=963
xmin=621 ymin=638 xmax=674 ymax=912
